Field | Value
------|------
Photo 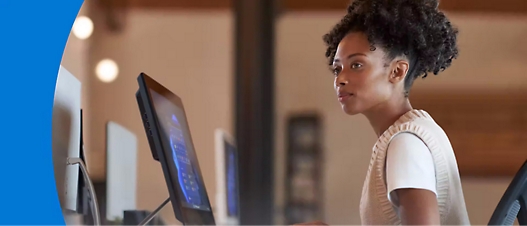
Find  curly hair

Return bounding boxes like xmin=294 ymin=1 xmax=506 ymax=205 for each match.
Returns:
xmin=323 ymin=0 xmax=459 ymax=95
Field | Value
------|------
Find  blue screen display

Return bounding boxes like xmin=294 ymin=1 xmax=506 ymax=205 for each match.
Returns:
xmin=150 ymin=90 xmax=210 ymax=211
xmin=168 ymin=115 xmax=203 ymax=207
xmin=225 ymin=141 xmax=239 ymax=217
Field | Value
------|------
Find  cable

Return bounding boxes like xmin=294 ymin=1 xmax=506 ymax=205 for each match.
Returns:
xmin=138 ymin=197 xmax=170 ymax=226
xmin=67 ymin=157 xmax=101 ymax=226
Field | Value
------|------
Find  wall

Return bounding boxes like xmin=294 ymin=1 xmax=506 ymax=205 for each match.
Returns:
xmin=61 ymin=3 xmax=90 ymax=110
xmin=274 ymin=12 xmax=527 ymax=225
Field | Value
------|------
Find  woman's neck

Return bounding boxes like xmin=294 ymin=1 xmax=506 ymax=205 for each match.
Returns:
xmin=364 ymin=98 xmax=413 ymax=137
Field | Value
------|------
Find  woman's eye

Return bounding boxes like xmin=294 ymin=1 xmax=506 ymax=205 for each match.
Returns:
xmin=332 ymin=67 xmax=342 ymax=76
xmin=351 ymin=63 xmax=363 ymax=69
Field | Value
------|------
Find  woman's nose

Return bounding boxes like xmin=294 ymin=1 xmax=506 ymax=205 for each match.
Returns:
xmin=335 ymin=75 xmax=348 ymax=87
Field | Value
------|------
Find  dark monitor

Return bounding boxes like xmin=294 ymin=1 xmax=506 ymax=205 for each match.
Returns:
xmin=135 ymin=73 xmax=215 ymax=225
xmin=488 ymin=160 xmax=527 ymax=225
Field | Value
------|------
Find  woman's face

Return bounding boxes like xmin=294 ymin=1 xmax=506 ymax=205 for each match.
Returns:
xmin=332 ymin=32 xmax=404 ymax=115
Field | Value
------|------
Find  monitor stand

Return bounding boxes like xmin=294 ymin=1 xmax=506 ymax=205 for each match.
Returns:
xmin=138 ymin=197 xmax=171 ymax=226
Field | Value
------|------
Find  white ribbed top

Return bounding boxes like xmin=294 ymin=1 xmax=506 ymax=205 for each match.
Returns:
xmin=359 ymin=109 xmax=471 ymax=225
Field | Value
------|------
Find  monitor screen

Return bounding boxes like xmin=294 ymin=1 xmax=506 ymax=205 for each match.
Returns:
xmin=149 ymin=89 xmax=210 ymax=211
xmin=136 ymin=73 xmax=215 ymax=225
xmin=224 ymin=140 xmax=239 ymax=217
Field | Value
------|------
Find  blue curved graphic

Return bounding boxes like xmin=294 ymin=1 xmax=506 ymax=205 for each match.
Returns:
xmin=0 ymin=0 xmax=83 ymax=224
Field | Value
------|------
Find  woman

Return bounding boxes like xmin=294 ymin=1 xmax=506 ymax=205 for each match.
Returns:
xmin=299 ymin=0 xmax=471 ymax=225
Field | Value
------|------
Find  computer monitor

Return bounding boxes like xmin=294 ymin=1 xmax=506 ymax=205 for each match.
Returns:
xmin=53 ymin=65 xmax=81 ymax=213
xmin=135 ymin=72 xmax=215 ymax=225
xmin=106 ymin=121 xmax=138 ymax=222
xmin=214 ymin=129 xmax=240 ymax=225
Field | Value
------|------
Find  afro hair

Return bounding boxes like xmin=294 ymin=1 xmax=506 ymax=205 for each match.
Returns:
xmin=323 ymin=0 xmax=459 ymax=95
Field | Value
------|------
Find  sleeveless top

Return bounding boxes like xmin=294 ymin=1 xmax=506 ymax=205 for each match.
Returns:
xmin=359 ymin=109 xmax=471 ymax=225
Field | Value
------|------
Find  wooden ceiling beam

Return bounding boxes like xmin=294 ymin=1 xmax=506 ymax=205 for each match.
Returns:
xmin=96 ymin=0 xmax=231 ymax=10
xmin=98 ymin=0 xmax=527 ymax=14
xmin=438 ymin=0 xmax=527 ymax=14
xmin=282 ymin=0 xmax=527 ymax=14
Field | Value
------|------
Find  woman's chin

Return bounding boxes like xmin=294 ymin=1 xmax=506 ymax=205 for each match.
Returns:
xmin=342 ymin=105 xmax=361 ymax=116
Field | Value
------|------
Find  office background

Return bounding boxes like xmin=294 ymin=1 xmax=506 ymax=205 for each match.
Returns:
xmin=61 ymin=0 xmax=527 ymax=224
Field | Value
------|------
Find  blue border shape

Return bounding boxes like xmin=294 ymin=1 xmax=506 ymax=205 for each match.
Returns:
xmin=0 ymin=0 xmax=83 ymax=224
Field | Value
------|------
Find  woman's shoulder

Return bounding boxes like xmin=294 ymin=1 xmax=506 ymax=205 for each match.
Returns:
xmin=397 ymin=109 xmax=449 ymax=138
xmin=375 ymin=109 xmax=455 ymax=156
xmin=377 ymin=110 xmax=441 ymax=142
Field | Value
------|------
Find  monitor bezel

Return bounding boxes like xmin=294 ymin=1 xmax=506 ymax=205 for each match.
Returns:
xmin=136 ymin=72 xmax=215 ymax=225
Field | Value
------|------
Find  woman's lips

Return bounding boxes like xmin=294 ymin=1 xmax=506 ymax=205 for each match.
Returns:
xmin=338 ymin=93 xmax=352 ymax=102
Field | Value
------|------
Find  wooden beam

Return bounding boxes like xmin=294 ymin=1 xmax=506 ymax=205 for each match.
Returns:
xmin=97 ymin=0 xmax=527 ymax=14
xmin=282 ymin=0 xmax=527 ymax=14
xmin=280 ymin=0 xmax=349 ymax=12
xmin=96 ymin=0 xmax=231 ymax=10
xmin=438 ymin=0 xmax=527 ymax=14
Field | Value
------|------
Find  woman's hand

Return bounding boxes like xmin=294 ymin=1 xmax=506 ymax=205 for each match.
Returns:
xmin=396 ymin=188 xmax=440 ymax=225
xmin=293 ymin=220 xmax=328 ymax=225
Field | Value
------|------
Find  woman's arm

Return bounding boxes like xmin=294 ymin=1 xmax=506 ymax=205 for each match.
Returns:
xmin=396 ymin=188 xmax=440 ymax=225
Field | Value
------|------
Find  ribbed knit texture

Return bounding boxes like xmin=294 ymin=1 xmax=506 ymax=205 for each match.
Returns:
xmin=359 ymin=109 xmax=471 ymax=225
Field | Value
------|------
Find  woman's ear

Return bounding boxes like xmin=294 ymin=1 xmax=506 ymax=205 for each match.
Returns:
xmin=389 ymin=60 xmax=410 ymax=84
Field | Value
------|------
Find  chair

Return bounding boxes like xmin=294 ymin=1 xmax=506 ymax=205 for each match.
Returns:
xmin=488 ymin=159 xmax=527 ymax=225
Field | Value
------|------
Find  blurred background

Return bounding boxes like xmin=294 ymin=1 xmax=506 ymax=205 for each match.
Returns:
xmin=60 ymin=0 xmax=527 ymax=225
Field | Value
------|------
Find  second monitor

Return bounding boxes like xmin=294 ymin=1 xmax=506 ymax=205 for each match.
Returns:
xmin=214 ymin=129 xmax=240 ymax=225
